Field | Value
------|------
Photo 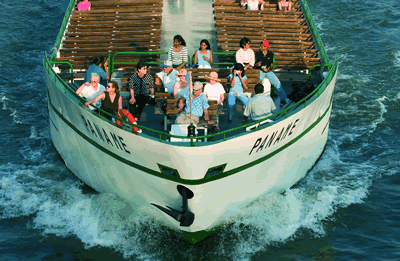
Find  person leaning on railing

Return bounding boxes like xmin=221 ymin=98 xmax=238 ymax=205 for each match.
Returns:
xmin=85 ymin=81 xmax=122 ymax=121
xmin=76 ymin=73 xmax=106 ymax=110
xmin=128 ymin=61 xmax=154 ymax=121
xmin=254 ymin=40 xmax=290 ymax=107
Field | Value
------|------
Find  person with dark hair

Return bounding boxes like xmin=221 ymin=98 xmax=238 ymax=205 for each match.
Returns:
xmin=167 ymin=35 xmax=188 ymax=70
xmin=243 ymin=83 xmax=276 ymax=124
xmin=227 ymin=63 xmax=249 ymax=123
xmin=83 ymin=55 xmax=109 ymax=86
xmin=128 ymin=61 xmax=154 ymax=120
xmin=241 ymin=0 xmax=265 ymax=11
xmin=85 ymin=81 xmax=122 ymax=120
xmin=193 ymin=39 xmax=213 ymax=69
xmin=236 ymin=37 xmax=255 ymax=69
xmin=255 ymin=40 xmax=290 ymax=106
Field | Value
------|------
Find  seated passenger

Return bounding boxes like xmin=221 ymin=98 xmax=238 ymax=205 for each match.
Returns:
xmin=77 ymin=0 xmax=91 ymax=11
xmin=85 ymin=81 xmax=122 ymax=120
xmin=227 ymin=63 xmax=249 ymax=123
xmin=236 ymin=37 xmax=255 ymax=70
xmin=241 ymin=0 xmax=265 ymax=11
xmin=204 ymin=72 xmax=226 ymax=125
xmin=167 ymin=35 xmax=188 ymax=70
xmin=175 ymin=82 xmax=214 ymax=125
xmin=204 ymin=72 xmax=225 ymax=105
xmin=76 ymin=73 xmax=106 ymax=110
xmin=155 ymin=60 xmax=179 ymax=94
xmin=193 ymin=39 xmax=213 ymax=69
xmin=129 ymin=61 xmax=154 ymax=121
xmin=254 ymin=40 xmax=290 ymax=106
xmin=279 ymin=0 xmax=292 ymax=12
xmin=173 ymin=69 xmax=189 ymax=98
xmin=83 ymin=55 xmax=109 ymax=87
xmin=243 ymin=83 xmax=276 ymax=124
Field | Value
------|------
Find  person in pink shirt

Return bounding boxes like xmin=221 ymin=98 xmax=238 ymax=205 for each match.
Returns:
xmin=77 ymin=0 xmax=91 ymax=11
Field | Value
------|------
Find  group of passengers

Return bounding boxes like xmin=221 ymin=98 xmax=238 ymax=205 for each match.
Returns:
xmin=76 ymin=0 xmax=292 ymax=12
xmin=240 ymin=0 xmax=293 ymax=11
xmin=76 ymin=34 xmax=290 ymax=128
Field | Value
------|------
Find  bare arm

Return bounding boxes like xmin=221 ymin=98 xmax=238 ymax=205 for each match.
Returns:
xmin=240 ymin=77 xmax=247 ymax=89
xmin=219 ymin=94 xmax=224 ymax=105
xmin=118 ymin=95 xmax=122 ymax=111
xmin=194 ymin=51 xmax=198 ymax=65
xmin=76 ymin=82 xmax=90 ymax=94
xmin=85 ymin=92 xmax=105 ymax=107
xmin=178 ymin=97 xmax=185 ymax=110
xmin=129 ymin=88 xmax=136 ymax=104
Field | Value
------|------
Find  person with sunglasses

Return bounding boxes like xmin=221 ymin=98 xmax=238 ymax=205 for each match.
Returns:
xmin=85 ymin=81 xmax=122 ymax=120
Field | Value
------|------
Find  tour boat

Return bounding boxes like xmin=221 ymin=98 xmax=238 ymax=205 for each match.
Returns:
xmin=43 ymin=0 xmax=337 ymax=243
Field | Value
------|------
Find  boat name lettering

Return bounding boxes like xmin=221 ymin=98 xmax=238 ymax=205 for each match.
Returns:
xmin=249 ymin=118 xmax=300 ymax=155
xmin=80 ymin=114 xmax=131 ymax=154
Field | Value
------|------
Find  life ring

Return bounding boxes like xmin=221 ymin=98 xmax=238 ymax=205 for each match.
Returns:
xmin=116 ymin=109 xmax=139 ymax=132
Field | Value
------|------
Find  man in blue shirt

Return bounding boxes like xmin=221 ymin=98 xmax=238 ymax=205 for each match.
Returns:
xmin=175 ymin=82 xmax=213 ymax=125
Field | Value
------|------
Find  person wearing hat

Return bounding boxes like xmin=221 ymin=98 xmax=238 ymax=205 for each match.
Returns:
xmin=255 ymin=40 xmax=291 ymax=107
xmin=175 ymin=81 xmax=213 ymax=125
xmin=173 ymin=69 xmax=189 ymax=98
xmin=204 ymin=72 xmax=226 ymax=125
xmin=155 ymin=60 xmax=179 ymax=94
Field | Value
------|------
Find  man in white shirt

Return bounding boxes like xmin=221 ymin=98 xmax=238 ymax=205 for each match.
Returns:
xmin=204 ymin=72 xmax=226 ymax=124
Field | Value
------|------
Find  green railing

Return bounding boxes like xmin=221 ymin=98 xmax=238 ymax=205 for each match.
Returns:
xmin=51 ymin=0 xmax=75 ymax=62
xmin=45 ymin=0 xmax=337 ymax=146
xmin=111 ymin=51 xmax=238 ymax=75
xmin=49 ymin=61 xmax=74 ymax=83
xmin=301 ymin=0 xmax=330 ymax=65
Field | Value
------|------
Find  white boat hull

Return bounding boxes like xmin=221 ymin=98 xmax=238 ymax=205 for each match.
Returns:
xmin=45 ymin=66 xmax=337 ymax=236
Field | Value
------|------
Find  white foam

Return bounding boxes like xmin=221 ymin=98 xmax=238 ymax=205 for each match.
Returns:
xmin=369 ymin=96 xmax=388 ymax=132
xmin=394 ymin=51 xmax=400 ymax=67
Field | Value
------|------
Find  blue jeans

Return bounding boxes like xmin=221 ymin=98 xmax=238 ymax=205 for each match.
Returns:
xmin=260 ymin=71 xmax=288 ymax=101
xmin=227 ymin=93 xmax=249 ymax=120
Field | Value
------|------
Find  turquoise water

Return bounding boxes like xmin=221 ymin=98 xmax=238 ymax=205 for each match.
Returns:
xmin=1 ymin=0 xmax=400 ymax=260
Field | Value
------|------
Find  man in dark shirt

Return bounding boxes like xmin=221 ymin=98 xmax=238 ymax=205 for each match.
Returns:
xmin=255 ymin=40 xmax=290 ymax=106
xmin=129 ymin=61 xmax=154 ymax=120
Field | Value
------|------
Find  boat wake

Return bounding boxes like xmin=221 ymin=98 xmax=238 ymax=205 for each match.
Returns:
xmin=0 ymin=134 xmax=379 ymax=260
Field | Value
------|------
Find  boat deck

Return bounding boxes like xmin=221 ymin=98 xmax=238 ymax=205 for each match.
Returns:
xmin=56 ymin=0 xmax=324 ymax=140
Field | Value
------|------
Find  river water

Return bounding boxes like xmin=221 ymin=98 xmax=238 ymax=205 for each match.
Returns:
xmin=1 ymin=0 xmax=399 ymax=260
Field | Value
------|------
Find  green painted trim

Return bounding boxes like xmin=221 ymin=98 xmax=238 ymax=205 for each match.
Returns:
xmin=48 ymin=79 xmax=332 ymax=186
xmin=203 ymin=163 xmax=227 ymax=179
xmin=157 ymin=163 xmax=181 ymax=178
xmin=179 ymin=228 xmax=220 ymax=244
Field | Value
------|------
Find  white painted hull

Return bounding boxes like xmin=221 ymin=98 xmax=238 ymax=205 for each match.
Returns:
xmin=45 ymin=67 xmax=337 ymax=234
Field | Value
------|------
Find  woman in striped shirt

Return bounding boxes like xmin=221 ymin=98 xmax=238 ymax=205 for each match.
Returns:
xmin=167 ymin=35 xmax=188 ymax=70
